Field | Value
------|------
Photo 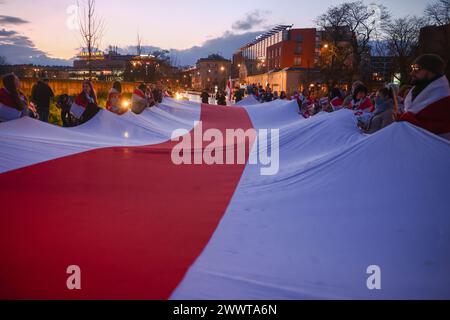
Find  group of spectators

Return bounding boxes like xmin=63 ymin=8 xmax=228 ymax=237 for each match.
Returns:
xmin=246 ymin=54 xmax=450 ymax=139
xmin=1 ymin=54 xmax=449 ymax=139
xmin=246 ymin=84 xmax=288 ymax=103
xmin=200 ymin=89 xmax=244 ymax=106
xmin=0 ymin=76 xmax=169 ymax=127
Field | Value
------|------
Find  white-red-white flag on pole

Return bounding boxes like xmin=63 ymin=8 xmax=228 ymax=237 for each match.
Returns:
xmin=226 ymin=77 xmax=232 ymax=102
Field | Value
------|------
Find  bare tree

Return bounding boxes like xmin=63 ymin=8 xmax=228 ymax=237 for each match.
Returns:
xmin=425 ymin=0 xmax=450 ymax=26
xmin=316 ymin=5 xmax=355 ymax=88
xmin=0 ymin=56 xmax=7 ymax=66
xmin=78 ymin=0 xmax=105 ymax=79
xmin=383 ymin=16 xmax=427 ymax=84
xmin=316 ymin=1 xmax=390 ymax=82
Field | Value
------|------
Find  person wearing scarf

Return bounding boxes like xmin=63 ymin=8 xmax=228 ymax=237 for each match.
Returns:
xmin=399 ymin=54 xmax=450 ymax=140
xmin=71 ymin=80 xmax=99 ymax=123
xmin=330 ymin=88 xmax=344 ymax=111
xmin=106 ymin=81 xmax=127 ymax=115
xmin=131 ymin=84 xmax=150 ymax=115
xmin=352 ymin=84 xmax=375 ymax=126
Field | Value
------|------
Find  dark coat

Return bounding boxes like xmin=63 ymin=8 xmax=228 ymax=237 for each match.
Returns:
xmin=31 ymin=81 xmax=54 ymax=110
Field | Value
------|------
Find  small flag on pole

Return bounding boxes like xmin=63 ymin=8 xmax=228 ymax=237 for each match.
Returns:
xmin=226 ymin=77 xmax=232 ymax=102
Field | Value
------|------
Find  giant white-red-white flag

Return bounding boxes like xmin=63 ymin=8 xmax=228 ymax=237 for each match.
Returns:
xmin=0 ymin=97 xmax=450 ymax=300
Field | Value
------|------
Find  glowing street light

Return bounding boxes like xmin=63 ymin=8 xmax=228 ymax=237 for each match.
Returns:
xmin=122 ymin=100 xmax=130 ymax=109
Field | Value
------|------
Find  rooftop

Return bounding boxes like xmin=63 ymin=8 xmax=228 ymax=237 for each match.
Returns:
xmin=241 ymin=25 xmax=293 ymax=49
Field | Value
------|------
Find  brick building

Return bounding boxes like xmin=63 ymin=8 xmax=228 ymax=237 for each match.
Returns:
xmin=191 ymin=54 xmax=231 ymax=91
xmin=232 ymin=25 xmax=322 ymax=94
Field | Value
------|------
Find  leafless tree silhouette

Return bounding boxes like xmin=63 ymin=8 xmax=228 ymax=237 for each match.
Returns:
xmin=78 ymin=0 xmax=105 ymax=79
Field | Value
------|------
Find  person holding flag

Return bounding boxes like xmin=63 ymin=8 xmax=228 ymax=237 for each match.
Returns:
xmin=226 ymin=77 xmax=232 ymax=104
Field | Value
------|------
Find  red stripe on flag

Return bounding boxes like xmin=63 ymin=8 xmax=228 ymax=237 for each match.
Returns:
xmin=0 ymin=104 xmax=254 ymax=299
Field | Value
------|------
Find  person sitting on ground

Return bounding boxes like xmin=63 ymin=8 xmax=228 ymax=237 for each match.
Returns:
xmin=280 ymin=91 xmax=287 ymax=100
xmin=0 ymin=73 xmax=38 ymax=122
xmin=56 ymin=94 xmax=75 ymax=127
xmin=330 ymin=88 xmax=344 ymax=111
xmin=71 ymin=80 xmax=100 ymax=124
xmin=106 ymin=81 xmax=127 ymax=115
xmin=131 ymin=83 xmax=150 ymax=115
xmin=31 ymin=78 xmax=54 ymax=123
xmin=365 ymin=86 xmax=397 ymax=134
xmin=201 ymin=89 xmax=210 ymax=104
xmin=399 ymin=54 xmax=450 ymax=140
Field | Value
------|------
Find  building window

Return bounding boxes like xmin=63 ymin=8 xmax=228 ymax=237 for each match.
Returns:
xmin=294 ymin=46 xmax=302 ymax=55
xmin=294 ymin=57 xmax=302 ymax=66
xmin=296 ymin=34 xmax=303 ymax=42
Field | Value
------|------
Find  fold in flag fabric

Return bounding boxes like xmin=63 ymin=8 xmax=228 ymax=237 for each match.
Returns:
xmin=1 ymin=97 xmax=450 ymax=300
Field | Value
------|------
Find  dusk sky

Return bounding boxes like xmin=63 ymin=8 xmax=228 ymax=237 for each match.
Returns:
xmin=0 ymin=0 xmax=431 ymax=65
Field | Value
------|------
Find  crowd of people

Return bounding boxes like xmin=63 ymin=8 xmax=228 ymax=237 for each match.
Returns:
xmin=245 ymin=54 xmax=450 ymax=139
xmin=0 ymin=54 xmax=449 ymax=139
xmin=200 ymin=89 xmax=243 ymax=106
xmin=0 ymin=76 xmax=171 ymax=127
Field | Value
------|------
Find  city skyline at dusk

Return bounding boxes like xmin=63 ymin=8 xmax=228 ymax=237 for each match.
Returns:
xmin=1 ymin=0 xmax=432 ymax=65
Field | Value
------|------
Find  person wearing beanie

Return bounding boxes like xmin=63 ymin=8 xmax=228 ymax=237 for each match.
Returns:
xmin=399 ymin=54 xmax=450 ymax=139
